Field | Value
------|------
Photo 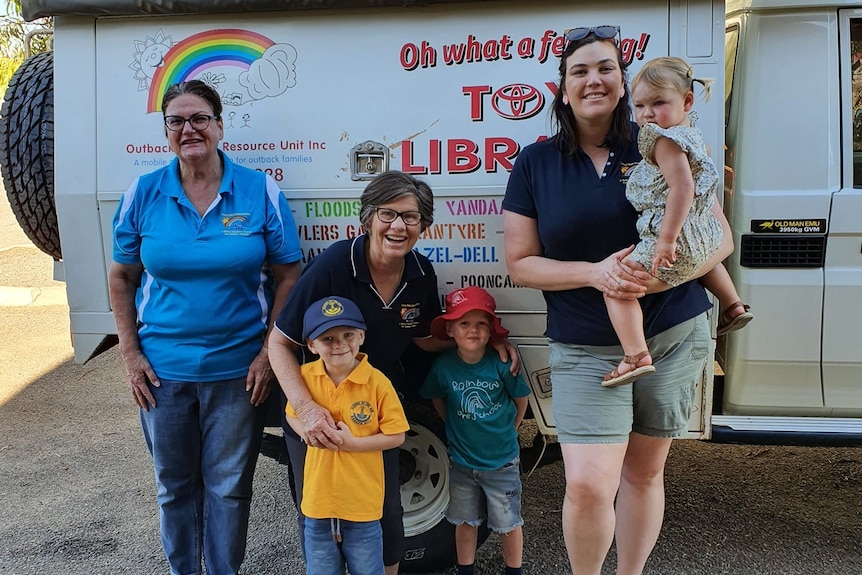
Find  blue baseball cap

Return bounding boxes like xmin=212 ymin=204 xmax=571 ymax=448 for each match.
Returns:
xmin=303 ymin=296 xmax=367 ymax=342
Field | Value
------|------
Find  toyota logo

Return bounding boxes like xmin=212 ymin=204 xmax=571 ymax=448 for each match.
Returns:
xmin=491 ymin=84 xmax=544 ymax=120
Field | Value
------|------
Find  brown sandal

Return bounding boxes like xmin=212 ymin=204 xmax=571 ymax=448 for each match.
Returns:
xmin=717 ymin=301 xmax=753 ymax=336
xmin=602 ymin=351 xmax=656 ymax=387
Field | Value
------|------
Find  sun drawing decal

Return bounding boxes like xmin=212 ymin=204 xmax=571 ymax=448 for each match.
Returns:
xmin=129 ymin=30 xmax=173 ymax=91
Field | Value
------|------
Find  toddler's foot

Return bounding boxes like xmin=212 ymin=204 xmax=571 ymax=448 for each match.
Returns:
xmin=717 ymin=301 xmax=754 ymax=336
xmin=602 ymin=350 xmax=655 ymax=387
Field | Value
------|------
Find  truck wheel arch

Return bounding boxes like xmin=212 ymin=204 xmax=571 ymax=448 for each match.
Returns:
xmin=1 ymin=51 xmax=60 ymax=260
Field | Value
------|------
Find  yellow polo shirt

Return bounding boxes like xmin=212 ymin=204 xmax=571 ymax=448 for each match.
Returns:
xmin=286 ymin=353 xmax=409 ymax=521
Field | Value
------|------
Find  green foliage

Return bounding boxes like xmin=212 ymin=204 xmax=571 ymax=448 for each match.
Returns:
xmin=0 ymin=0 xmax=52 ymax=93
xmin=0 ymin=0 xmax=52 ymax=58
xmin=0 ymin=53 xmax=24 ymax=92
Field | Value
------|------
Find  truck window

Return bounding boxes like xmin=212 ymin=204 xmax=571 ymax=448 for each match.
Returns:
xmin=724 ymin=25 xmax=739 ymax=129
xmin=852 ymin=19 xmax=862 ymax=186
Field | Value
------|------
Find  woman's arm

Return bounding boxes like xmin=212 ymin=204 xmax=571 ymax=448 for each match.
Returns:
xmin=108 ymin=261 xmax=159 ymax=410
xmin=624 ymin=193 xmax=735 ymax=294
xmin=692 ymin=195 xmax=735 ymax=278
xmin=245 ymin=261 xmax=302 ymax=406
xmin=268 ymin=328 xmax=342 ymax=448
xmin=503 ymin=210 xmax=648 ymax=299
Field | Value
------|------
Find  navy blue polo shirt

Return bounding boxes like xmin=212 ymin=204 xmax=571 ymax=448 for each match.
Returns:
xmin=502 ymin=128 xmax=710 ymax=346
xmin=274 ymin=234 xmax=442 ymax=391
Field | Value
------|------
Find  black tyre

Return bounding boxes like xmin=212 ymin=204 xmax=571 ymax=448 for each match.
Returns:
xmin=399 ymin=402 xmax=488 ymax=573
xmin=1 ymin=51 xmax=59 ymax=260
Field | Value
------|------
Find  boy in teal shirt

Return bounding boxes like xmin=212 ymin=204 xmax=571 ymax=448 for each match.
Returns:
xmin=420 ymin=286 xmax=530 ymax=575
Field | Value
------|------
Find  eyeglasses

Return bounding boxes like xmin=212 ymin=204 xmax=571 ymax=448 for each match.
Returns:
xmin=164 ymin=114 xmax=219 ymax=132
xmin=564 ymin=25 xmax=620 ymax=44
xmin=373 ymin=207 xmax=423 ymax=226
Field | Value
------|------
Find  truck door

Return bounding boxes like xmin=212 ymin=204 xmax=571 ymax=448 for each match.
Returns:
xmin=824 ymin=10 xmax=862 ymax=411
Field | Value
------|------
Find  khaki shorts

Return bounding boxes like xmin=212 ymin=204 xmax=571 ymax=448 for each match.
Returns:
xmin=549 ymin=313 xmax=711 ymax=443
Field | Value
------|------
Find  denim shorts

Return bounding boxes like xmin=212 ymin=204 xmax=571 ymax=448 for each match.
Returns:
xmin=445 ymin=458 xmax=523 ymax=534
xmin=550 ymin=313 xmax=711 ymax=443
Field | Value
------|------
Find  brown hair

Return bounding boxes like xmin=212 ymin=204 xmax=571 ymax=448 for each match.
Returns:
xmin=161 ymin=80 xmax=223 ymax=118
xmin=551 ymin=33 xmax=633 ymax=156
xmin=358 ymin=171 xmax=434 ymax=231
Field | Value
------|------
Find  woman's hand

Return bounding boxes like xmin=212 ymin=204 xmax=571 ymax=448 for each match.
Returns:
xmin=245 ymin=347 xmax=273 ymax=406
xmin=295 ymin=400 xmax=343 ymax=451
xmin=121 ymin=350 xmax=160 ymax=410
xmin=490 ymin=338 xmax=522 ymax=375
xmin=597 ymin=245 xmax=650 ymax=300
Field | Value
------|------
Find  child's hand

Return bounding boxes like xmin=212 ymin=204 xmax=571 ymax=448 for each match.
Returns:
xmin=652 ymin=240 xmax=677 ymax=275
xmin=335 ymin=421 xmax=356 ymax=451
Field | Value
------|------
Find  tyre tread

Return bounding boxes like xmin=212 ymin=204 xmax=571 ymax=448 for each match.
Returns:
xmin=1 ymin=51 xmax=59 ymax=259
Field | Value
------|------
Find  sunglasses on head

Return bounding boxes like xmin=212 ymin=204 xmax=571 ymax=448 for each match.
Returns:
xmin=564 ymin=25 xmax=620 ymax=44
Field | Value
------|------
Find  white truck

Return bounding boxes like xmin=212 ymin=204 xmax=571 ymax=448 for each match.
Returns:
xmin=2 ymin=0 xmax=861 ymax=571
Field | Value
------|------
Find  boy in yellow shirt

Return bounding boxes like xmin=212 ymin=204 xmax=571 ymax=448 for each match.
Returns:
xmin=285 ymin=296 xmax=409 ymax=575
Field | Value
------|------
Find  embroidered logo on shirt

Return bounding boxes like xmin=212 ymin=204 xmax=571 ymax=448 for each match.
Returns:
xmin=399 ymin=303 xmax=420 ymax=329
xmin=350 ymin=400 xmax=375 ymax=425
xmin=619 ymin=162 xmax=639 ymax=184
xmin=222 ymin=213 xmax=251 ymax=236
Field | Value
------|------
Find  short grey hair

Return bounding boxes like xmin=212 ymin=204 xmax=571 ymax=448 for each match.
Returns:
xmin=359 ymin=171 xmax=434 ymax=231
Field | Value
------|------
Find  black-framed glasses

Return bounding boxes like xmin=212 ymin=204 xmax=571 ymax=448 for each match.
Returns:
xmin=164 ymin=114 xmax=219 ymax=132
xmin=373 ymin=207 xmax=423 ymax=226
xmin=564 ymin=25 xmax=620 ymax=45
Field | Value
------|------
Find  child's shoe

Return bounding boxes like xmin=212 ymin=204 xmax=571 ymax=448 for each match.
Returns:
xmin=717 ymin=301 xmax=754 ymax=336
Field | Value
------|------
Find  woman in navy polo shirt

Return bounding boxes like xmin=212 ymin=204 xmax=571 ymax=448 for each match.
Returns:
xmin=502 ymin=28 xmax=733 ymax=574
xmin=268 ymin=170 xmax=448 ymax=575
xmin=109 ymin=80 xmax=302 ymax=575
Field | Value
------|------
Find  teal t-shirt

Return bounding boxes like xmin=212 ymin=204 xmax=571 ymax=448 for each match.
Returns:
xmin=420 ymin=348 xmax=530 ymax=470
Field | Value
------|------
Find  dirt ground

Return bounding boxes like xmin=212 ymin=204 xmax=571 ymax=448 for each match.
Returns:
xmin=2 ymin=197 xmax=861 ymax=575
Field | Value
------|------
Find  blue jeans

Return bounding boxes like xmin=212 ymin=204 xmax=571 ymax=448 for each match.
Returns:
xmin=285 ymin=433 xmax=404 ymax=566
xmin=305 ymin=517 xmax=384 ymax=575
xmin=140 ymin=377 xmax=264 ymax=575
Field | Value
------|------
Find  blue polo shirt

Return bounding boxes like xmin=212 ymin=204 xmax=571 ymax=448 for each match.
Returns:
xmin=112 ymin=150 xmax=303 ymax=381
xmin=502 ymin=128 xmax=710 ymax=346
xmin=274 ymin=234 xmax=442 ymax=392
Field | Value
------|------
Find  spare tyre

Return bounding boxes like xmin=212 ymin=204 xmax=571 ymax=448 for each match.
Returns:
xmin=399 ymin=401 xmax=488 ymax=573
xmin=1 ymin=51 xmax=59 ymax=260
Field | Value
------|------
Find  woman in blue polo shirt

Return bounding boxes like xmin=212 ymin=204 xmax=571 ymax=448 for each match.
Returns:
xmin=109 ymin=80 xmax=302 ymax=575
xmin=502 ymin=28 xmax=733 ymax=575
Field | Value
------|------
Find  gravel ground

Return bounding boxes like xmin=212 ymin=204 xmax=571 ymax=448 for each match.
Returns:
xmin=2 ymin=340 xmax=861 ymax=575
xmin=2 ymin=199 xmax=861 ymax=575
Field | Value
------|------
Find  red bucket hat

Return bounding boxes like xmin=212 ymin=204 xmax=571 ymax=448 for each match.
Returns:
xmin=430 ymin=286 xmax=509 ymax=340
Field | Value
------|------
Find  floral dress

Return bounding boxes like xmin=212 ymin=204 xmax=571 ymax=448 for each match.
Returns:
xmin=626 ymin=112 xmax=723 ymax=286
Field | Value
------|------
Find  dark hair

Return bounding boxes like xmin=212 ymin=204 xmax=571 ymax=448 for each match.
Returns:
xmin=359 ymin=171 xmax=434 ymax=231
xmin=161 ymin=80 xmax=223 ymax=119
xmin=551 ymin=35 xmax=633 ymax=156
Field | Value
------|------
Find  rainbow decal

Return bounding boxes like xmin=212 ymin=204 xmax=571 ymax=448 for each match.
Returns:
xmin=147 ymin=28 xmax=275 ymax=112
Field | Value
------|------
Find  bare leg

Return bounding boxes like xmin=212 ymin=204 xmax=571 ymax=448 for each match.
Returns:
xmin=700 ymin=264 xmax=753 ymax=334
xmin=384 ymin=563 xmax=399 ymax=575
xmin=699 ymin=263 xmax=741 ymax=311
xmin=560 ymin=442 xmax=628 ymax=575
xmin=499 ymin=526 xmax=523 ymax=569
xmin=455 ymin=523 xmax=478 ymax=566
xmin=614 ymin=433 xmax=673 ymax=575
xmin=604 ymin=294 xmax=653 ymax=377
